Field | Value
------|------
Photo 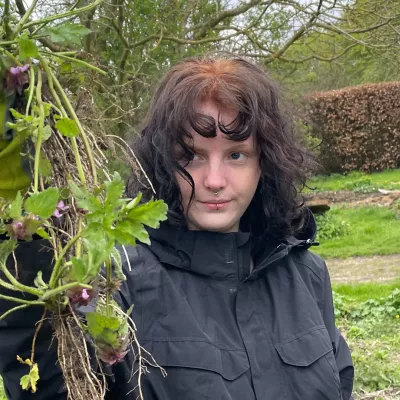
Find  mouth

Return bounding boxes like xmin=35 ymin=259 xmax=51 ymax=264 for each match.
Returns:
xmin=201 ymin=200 xmax=231 ymax=210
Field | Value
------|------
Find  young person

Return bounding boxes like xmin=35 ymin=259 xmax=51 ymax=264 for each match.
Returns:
xmin=0 ymin=55 xmax=354 ymax=399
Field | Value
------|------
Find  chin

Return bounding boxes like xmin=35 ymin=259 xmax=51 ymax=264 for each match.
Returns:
xmin=190 ymin=215 xmax=239 ymax=233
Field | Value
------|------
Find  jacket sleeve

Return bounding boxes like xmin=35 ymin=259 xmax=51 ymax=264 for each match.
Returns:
xmin=321 ymin=262 xmax=354 ymax=400
xmin=0 ymin=239 xmax=67 ymax=399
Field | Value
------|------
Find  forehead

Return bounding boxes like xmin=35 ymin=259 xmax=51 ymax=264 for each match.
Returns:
xmin=186 ymin=100 xmax=257 ymax=149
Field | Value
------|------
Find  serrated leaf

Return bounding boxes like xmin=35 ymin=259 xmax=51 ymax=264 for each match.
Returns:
xmin=18 ymin=361 xmax=39 ymax=393
xmin=36 ymin=227 xmax=50 ymax=239
xmin=71 ymin=257 xmax=86 ymax=282
xmin=42 ymin=23 xmax=91 ymax=46
xmin=33 ymin=271 xmax=48 ymax=289
xmin=86 ymin=312 xmax=120 ymax=339
xmin=19 ymin=34 xmax=38 ymax=61
xmin=24 ymin=188 xmax=59 ymax=219
xmin=117 ymin=220 xmax=150 ymax=245
xmin=104 ymin=173 xmax=125 ymax=207
xmin=69 ymin=182 xmax=101 ymax=211
xmin=127 ymin=199 xmax=168 ymax=229
xmin=112 ymin=227 xmax=136 ymax=247
xmin=0 ymin=239 xmax=17 ymax=265
xmin=9 ymin=191 xmax=23 ymax=219
xmin=110 ymin=247 xmax=125 ymax=281
xmin=55 ymin=118 xmax=79 ymax=137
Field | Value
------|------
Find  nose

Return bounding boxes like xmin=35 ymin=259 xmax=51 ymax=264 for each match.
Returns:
xmin=203 ymin=159 xmax=227 ymax=193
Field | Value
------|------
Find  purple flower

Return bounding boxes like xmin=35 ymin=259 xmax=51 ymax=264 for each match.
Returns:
xmin=5 ymin=64 xmax=30 ymax=95
xmin=53 ymin=201 xmax=70 ymax=218
xmin=82 ymin=289 xmax=90 ymax=300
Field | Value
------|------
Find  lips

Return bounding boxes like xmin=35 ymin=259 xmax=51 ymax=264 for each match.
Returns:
xmin=202 ymin=201 xmax=231 ymax=210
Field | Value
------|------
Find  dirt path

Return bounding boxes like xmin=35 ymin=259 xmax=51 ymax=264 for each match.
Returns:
xmin=326 ymin=254 xmax=400 ymax=283
xmin=305 ymin=190 xmax=400 ymax=208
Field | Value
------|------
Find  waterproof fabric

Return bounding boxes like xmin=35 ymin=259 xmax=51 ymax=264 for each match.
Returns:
xmin=0 ymin=211 xmax=354 ymax=400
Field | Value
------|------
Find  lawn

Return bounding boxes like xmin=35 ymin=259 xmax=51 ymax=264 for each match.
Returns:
xmin=313 ymin=205 xmax=400 ymax=259
xmin=307 ymin=169 xmax=400 ymax=192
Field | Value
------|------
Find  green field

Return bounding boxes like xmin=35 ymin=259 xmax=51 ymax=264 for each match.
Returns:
xmin=307 ymin=169 xmax=400 ymax=192
xmin=313 ymin=206 xmax=400 ymax=259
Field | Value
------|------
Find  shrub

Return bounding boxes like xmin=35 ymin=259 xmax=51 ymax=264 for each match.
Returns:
xmin=303 ymin=82 xmax=400 ymax=173
xmin=315 ymin=212 xmax=350 ymax=241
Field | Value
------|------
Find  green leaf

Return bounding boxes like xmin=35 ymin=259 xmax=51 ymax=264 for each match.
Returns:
xmin=9 ymin=191 xmax=23 ymax=219
xmin=71 ymin=257 xmax=86 ymax=282
xmin=24 ymin=219 xmax=42 ymax=239
xmin=36 ymin=227 xmax=50 ymax=239
xmin=128 ymin=199 xmax=168 ymax=229
xmin=83 ymin=234 xmax=114 ymax=280
xmin=110 ymin=247 xmax=125 ymax=281
xmin=0 ymin=239 xmax=17 ymax=265
xmin=55 ymin=118 xmax=79 ymax=137
xmin=101 ymin=328 xmax=119 ymax=347
xmin=86 ymin=311 xmax=120 ymax=339
xmin=38 ymin=156 xmax=52 ymax=178
xmin=104 ymin=173 xmax=125 ymax=207
xmin=18 ymin=361 xmax=39 ymax=393
xmin=42 ymin=23 xmax=91 ymax=46
xmin=118 ymin=220 xmax=150 ymax=245
xmin=24 ymin=187 xmax=59 ymax=219
xmin=69 ymin=182 xmax=101 ymax=212
xmin=18 ymin=34 xmax=38 ymax=61
xmin=125 ymin=192 xmax=142 ymax=210
xmin=20 ymin=375 xmax=30 ymax=390
xmin=112 ymin=227 xmax=136 ymax=247
xmin=33 ymin=271 xmax=48 ymax=289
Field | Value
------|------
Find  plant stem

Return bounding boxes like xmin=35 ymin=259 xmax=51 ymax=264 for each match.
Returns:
xmin=23 ymin=0 xmax=104 ymax=31
xmin=40 ymin=51 xmax=107 ymax=76
xmin=3 ymin=49 xmax=21 ymax=65
xmin=13 ymin=0 xmax=39 ymax=38
xmin=3 ymin=0 xmax=12 ymax=40
xmin=38 ymin=56 xmax=86 ymax=185
xmin=26 ymin=64 xmax=36 ymax=114
xmin=0 ymin=304 xmax=30 ymax=321
xmin=49 ymin=231 xmax=83 ymax=288
xmin=33 ymin=68 xmax=44 ymax=193
xmin=105 ymin=257 xmax=112 ymax=317
xmin=0 ymin=293 xmax=45 ymax=306
xmin=31 ymin=308 xmax=47 ymax=362
xmin=51 ymin=71 xmax=98 ymax=185
xmin=40 ymin=282 xmax=91 ymax=301
xmin=0 ymin=263 xmax=42 ymax=297
xmin=0 ymin=276 xmax=20 ymax=291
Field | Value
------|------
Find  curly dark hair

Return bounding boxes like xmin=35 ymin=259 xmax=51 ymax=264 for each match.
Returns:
xmin=126 ymin=54 xmax=316 ymax=248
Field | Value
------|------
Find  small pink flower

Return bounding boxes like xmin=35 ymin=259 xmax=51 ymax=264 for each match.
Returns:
xmin=53 ymin=201 xmax=69 ymax=218
xmin=5 ymin=64 xmax=30 ymax=94
xmin=81 ymin=289 xmax=90 ymax=300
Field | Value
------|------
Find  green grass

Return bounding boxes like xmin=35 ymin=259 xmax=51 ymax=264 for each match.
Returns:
xmin=332 ymin=281 xmax=400 ymax=303
xmin=313 ymin=205 xmax=400 ymax=258
xmin=306 ymin=168 xmax=400 ymax=192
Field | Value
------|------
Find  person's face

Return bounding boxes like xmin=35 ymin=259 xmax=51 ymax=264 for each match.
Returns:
xmin=175 ymin=101 xmax=261 ymax=233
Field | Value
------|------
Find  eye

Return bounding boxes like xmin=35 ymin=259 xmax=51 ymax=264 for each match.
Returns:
xmin=230 ymin=152 xmax=246 ymax=161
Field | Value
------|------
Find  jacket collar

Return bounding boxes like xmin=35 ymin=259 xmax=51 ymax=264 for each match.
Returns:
xmin=148 ymin=225 xmax=252 ymax=279
xmin=147 ymin=208 xmax=318 ymax=280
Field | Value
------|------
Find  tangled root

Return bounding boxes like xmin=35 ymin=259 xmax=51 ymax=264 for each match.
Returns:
xmin=53 ymin=306 xmax=106 ymax=400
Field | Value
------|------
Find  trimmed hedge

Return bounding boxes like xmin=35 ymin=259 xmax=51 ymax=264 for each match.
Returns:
xmin=304 ymin=82 xmax=400 ymax=173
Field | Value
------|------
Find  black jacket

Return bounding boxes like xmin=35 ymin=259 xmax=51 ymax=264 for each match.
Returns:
xmin=0 ymin=213 xmax=354 ymax=400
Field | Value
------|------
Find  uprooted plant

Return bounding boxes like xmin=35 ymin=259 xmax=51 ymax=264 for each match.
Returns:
xmin=0 ymin=1 xmax=167 ymax=398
